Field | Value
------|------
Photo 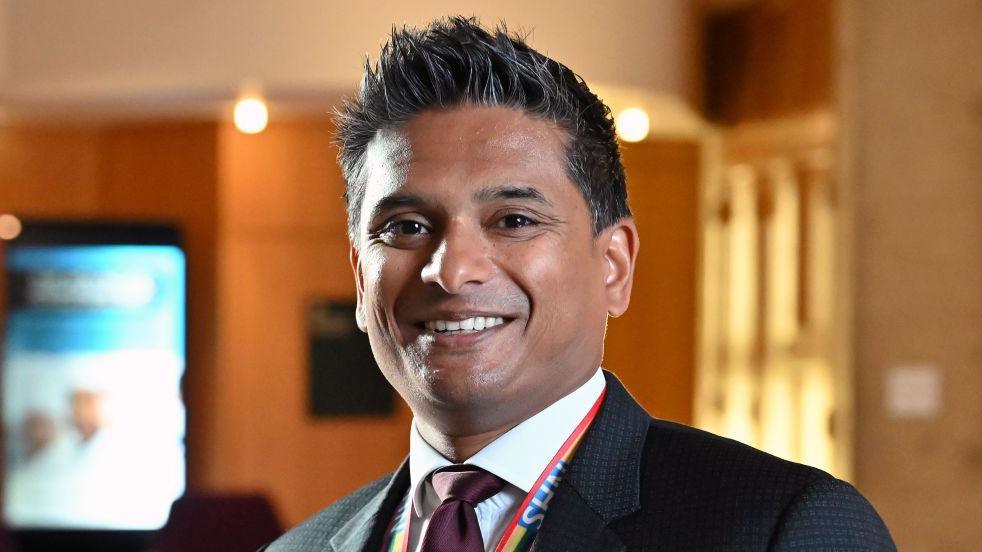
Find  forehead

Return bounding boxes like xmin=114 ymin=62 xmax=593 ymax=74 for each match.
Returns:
xmin=361 ymin=106 xmax=572 ymax=208
xmin=400 ymin=105 xmax=568 ymax=160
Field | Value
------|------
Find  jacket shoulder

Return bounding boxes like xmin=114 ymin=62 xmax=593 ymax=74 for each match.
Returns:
xmin=263 ymin=473 xmax=393 ymax=552
xmin=643 ymin=417 xmax=830 ymax=491
xmin=769 ymin=476 xmax=896 ymax=551
xmin=611 ymin=418 xmax=894 ymax=549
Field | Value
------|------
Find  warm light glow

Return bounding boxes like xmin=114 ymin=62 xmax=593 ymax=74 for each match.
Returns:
xmin=0 ymin=214 xmax=23 ymax=240
xmin=800 ymin=359 xmax=835 ymax=472
xmin=615 ymin=107 xmax=650 ymax=142
xmin=727 ymin=166 xmax=758 ymax=352
xmin=766 ymin=163 xmax=800 ymax=346
xmin=233 ymin=97 xmax=268 ymax=134
xmin=761 ymin=362 xmax=796 ymax=460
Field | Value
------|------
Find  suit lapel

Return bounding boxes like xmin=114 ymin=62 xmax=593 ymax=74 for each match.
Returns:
xmin=530 ymin=486 xmax=626 ymax=552
xmin=531 ymin=371 xmax=649 ymax=551
xmin=329 ymin=458 xmax=410 ymax=552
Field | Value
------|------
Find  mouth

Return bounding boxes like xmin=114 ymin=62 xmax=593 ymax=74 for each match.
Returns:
xmin=420 ymin=316 xmax=507 ymax=336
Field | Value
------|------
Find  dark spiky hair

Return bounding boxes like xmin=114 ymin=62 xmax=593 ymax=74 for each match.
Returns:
xmin=335 ymin=16 xmax=630 ymax=241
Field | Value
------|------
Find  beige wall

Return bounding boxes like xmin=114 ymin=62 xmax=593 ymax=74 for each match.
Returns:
xmin=841 ymin=1 xmax=982 ymax=550
xmin=0 ymin=0 xmax=700 ymax=117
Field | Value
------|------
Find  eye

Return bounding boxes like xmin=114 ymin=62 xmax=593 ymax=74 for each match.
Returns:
xmin=497 ymin=214 xmax=538 ymax=229
xmin=384 ymin=220 xmax=430 ymax=236
xmin=371 ymin=218 xmax=432 ymax=247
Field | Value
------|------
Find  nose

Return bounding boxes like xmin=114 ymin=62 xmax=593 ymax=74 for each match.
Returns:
xmin=420 ymin=221 xmax=493 ymax=293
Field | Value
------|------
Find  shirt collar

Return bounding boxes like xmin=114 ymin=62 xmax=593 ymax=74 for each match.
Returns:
xmin=408 ymin=368 xmax=606 ymax=516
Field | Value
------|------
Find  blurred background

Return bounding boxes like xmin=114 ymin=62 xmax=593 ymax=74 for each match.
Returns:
xmin=0 ymin=1 xmax=979 ymax=550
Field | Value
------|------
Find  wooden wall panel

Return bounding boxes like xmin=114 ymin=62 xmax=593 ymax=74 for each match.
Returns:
xmin=215 ymin=236 xmax=411 ymax=522
xmin=215 ymin=120 xmax=411 ymax=525
xmin=0 ymin=126 xmax=103 ymax=216
xmin=220 ymin=120 xmax=346 ymax=236
xmin=705 ymin=0 xmax=834 ymax=124
xmin=604 ymin=140 xmax=700 ymax=425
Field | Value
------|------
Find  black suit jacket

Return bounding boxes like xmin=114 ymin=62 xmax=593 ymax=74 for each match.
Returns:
xmin=264 ymin=372 xmax=895 ymax=551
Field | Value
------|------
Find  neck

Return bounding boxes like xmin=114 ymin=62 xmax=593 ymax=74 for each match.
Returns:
xmin=415 ymin=420 xmax=515 ymax=463
xmin=412 ymin=369 xmax=601 ymax=462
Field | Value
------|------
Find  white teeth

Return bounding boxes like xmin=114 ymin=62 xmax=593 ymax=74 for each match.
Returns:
xmin=424 ymin=316 xmax=506 ymax=333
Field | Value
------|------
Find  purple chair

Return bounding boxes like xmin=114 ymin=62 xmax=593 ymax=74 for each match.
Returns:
xmin=0 ymin=525 xmax=15 ymax=552
xmin=151 ymin=492 xmax=283 ymax=552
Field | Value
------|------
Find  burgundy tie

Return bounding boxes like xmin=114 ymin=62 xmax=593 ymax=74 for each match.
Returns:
xmin=419 ymin=465 xmax=508 ymax=552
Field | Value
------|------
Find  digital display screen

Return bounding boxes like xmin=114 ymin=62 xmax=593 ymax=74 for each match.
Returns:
xmin=2 ymin=238 xmax=186 ymax=530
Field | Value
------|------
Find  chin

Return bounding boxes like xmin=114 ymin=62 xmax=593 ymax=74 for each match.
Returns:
xmin=414 ymin=359 xmax=508 ymax=408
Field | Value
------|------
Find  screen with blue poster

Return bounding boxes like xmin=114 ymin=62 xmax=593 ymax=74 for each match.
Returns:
xmin=2 ymin=223 xmax=186 ymax=531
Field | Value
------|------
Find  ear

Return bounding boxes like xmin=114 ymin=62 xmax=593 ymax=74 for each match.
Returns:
xmin=350 ymin=243 xmax=368 ymax=332
xmin=600 ymin=218 xmax=640 ymax=318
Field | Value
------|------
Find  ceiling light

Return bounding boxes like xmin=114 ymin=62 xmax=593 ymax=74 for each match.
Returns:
xmin=615 ymin=107 xmax=650 ymax=142
xmin=234 ymin=97 xmax=269 ymax=134
xmin=0 ymin=214 xmax=23 ymax=240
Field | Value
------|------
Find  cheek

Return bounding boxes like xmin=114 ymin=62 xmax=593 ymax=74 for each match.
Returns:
xmin=508 ymin=237 xmax=604 ymax=325
xmin=362 ymin=248 xmax=424 ymax=338
xmin=360 ymin=252 xmax=411 ymax=383
xmin=361 ymin=250 xmax=399 ymax=324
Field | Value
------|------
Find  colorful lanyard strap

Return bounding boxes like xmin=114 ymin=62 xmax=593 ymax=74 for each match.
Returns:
xmin=383 ymin=388 xmax=606 ymax=552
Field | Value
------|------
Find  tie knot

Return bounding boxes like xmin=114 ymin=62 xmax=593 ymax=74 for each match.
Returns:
xmin=430 ymin=465 xmax=507 ymax=506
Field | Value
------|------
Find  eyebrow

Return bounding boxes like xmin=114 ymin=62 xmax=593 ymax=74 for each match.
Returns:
xmin=474 ymin=185 xmax=553 ymax=206
xmin=367 ymin=194 xmax=429 ymax=226
xmin=366 ymin=185 xmax=553 ymax=226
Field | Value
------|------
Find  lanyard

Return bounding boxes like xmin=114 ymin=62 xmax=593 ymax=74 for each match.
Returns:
xmin=383 ymin=388 xmax=606 ymax=552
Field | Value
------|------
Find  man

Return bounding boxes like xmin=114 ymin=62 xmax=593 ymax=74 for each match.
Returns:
xmin=265 ymin=17 xmax=894 ymax=551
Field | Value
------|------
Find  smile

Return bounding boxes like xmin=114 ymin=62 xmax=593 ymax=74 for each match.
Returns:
xmin=423 ymin=316 xmax=506 ymax=334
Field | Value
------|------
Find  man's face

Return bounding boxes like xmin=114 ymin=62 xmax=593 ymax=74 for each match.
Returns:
xmin=351 ymin=106 xmax=636 ymax=433
xmin=71 ymin=389 xmax=105 ymax=442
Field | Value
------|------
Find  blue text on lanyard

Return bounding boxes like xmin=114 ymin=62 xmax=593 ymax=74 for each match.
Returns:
xmin=518 ymin=459 xmax=567 ymax=530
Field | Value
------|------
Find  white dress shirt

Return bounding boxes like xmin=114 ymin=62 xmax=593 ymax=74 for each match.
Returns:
xmin=404 ymin=368 xmax=606 ymax=552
